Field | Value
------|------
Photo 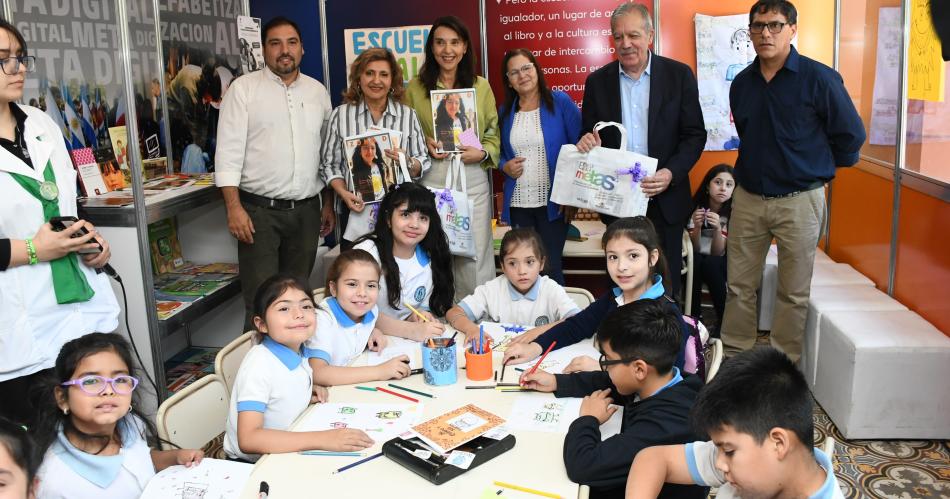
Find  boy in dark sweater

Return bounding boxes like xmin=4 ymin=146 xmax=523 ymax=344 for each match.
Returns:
xmin=521 ymin=300 xmax=707 ymax=499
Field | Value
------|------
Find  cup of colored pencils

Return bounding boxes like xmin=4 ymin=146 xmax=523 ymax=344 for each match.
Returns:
xmin=464 ymin=326 xmax=493 ymax=381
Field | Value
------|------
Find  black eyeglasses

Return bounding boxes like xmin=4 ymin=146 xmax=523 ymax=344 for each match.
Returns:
xmin=599 ymin=353 xmax=640 ymax=371
xmin=0 ymin=55 xmax=35 ymax=75
xmin=748 ymin=22 xmax=789 ymax=35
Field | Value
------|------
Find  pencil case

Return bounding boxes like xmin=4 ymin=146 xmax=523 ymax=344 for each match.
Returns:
xmin=382 ymin=434 xmax=516 ymax=485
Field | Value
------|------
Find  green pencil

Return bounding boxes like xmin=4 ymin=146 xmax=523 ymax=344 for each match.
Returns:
xmin=355 ymin=386 xmax=377 ymax=392
xmin=388 ymin=383 xmax=435 ymax=399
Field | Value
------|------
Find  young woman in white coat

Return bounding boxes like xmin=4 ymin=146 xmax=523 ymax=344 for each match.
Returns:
xmin=0 ymin=20 xmax=119 ymax=427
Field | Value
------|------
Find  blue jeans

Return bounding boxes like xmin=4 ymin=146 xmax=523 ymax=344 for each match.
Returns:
xmin=508 ymin=206 xmax=569 ymax=285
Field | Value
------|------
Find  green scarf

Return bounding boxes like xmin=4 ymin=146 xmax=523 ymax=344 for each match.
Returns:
xmin=8 ymin=159 xmax=94 ymax=304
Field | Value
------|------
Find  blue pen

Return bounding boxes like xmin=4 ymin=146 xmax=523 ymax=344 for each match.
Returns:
xmin=332 ymin=451 xmax=384 ymax=474
xmin=479 ymin=324 xmax=484 ymax=354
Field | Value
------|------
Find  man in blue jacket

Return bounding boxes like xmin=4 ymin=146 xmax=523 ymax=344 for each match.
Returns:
xmin=721 ymin=0 xmax=865 ymax=362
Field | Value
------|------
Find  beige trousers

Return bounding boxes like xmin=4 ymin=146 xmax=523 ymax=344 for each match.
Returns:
xmin=421 ymin=157 xmax=495 ymax=301
xmin=721 ymin=185 xmax=825 ymax=362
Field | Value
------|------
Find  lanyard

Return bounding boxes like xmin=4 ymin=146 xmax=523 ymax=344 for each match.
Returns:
xmin=7 ymin=159 xmax=94 ymax=304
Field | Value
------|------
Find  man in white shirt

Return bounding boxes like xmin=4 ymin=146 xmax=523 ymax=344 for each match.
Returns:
xmin=215 ymin=17 xmax=334 ymax=326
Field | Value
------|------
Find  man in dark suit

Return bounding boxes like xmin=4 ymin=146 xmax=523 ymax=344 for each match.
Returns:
xmin=576 ymin=1 xmax=706 ymax=300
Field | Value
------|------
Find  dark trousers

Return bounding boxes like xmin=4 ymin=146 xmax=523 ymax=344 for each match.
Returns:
xmin=239 ymin=198 xmax=321 ymax=330
xmin=509 ymin=206 xmax=569 ymax=285
xmin=691 ymin=252 xmax=727 ymax=335
xmin=0 ymin=368 xmax=52 ymax=427
xmin=601 ymin=209 xmax=684 ymax=300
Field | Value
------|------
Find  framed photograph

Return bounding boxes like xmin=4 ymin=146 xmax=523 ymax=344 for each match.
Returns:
xmin=343 ymin=131 xmax=398 ymax=204
xmin=430 ymin=88 xmax=478 ymax=153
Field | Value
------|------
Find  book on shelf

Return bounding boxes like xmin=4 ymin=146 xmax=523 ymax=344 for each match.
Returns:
xmin=70 ymin=147 xmax=109 ymax=197
xmin=147 ymin=218 xmax=185 ymax=274
xmin=170 ymin=262 xmax=239 ymax=275
xmin=164 ymin=346 xmax=219 ymax=392
xmin=152 ymin=267 xmax=239 ymax=306
xmin=156 ymin=300 xmax=191 ymax=320
xmin=93 ymin=146 xmax=126 ymax=191
xmin=158 ymin=278 xmax=229 ymax=297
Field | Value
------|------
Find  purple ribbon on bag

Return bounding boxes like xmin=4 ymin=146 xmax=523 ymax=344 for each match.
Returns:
xmin=616 ymin=162 xmax=646 ymax=187
xmin=436 ymin=188 xmax=455 ymax=210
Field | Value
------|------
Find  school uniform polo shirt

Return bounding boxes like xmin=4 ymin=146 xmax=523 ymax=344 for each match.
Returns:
xmin=354 ymin=239 xmax=433 ymax=320
xmin=224 ymin=337 xmax=313 ymax=462
xmin=458 ymin=275 xmax=580 ymax=327
xmin=613 ymin=276 xmax=666 ymax=306
xmin=303 ymin=297 xmax=379 ymax=367
xmin=37 ymin=417 xmax=155 ymax=498
xmin=685 ymin=441 xmax=844 ymax=498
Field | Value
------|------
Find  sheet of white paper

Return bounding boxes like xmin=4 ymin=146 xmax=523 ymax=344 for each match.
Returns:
xmin=506 ymin=393 xmax=582 ymax=433
xmin=295 ymin=402 xmax=424 ymax=447
xmin=364 ymin=337 xmax=421 ymax=369
xmin=480 ymin=322 xmax=531 ymax=353
xmin=507 ymin=393 xmax=625 ymax=437
xmin=507 ymin=341 xmax=601 ymax=375
xmin=140 ymin=458 xmax=252 ymax=499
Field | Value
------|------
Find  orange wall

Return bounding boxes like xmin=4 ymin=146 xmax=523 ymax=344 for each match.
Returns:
xmin=827 ymin=166 xmax=893 ymax=290
xmin=657 ymin=0 xmax=835 ymax=191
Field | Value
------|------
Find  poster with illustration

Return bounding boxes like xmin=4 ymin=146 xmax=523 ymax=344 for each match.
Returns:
xmin=237 ymin=16 xmax=264 ymax=74
xmin=694 ymin=14 xmax=796 ymax=151
xmin=344 ymin=131 xmax=397 ymax=204
xmin=430 ymin=89 xmax=478 ymax=153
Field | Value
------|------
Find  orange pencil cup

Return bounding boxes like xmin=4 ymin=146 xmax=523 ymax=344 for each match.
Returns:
xmin=465 ymin=344 xmax=493 ymax=381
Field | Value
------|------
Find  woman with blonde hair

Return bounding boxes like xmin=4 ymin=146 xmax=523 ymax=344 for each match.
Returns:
xmin=321 ymin=47 xmax=430 ymax=247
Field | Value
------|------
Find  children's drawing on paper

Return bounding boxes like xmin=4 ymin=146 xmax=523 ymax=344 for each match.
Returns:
xmin=483 ymin=323 xmax=529 ymax=352
xmin=139 ymin=458 xmax=252 ymax=499
xmin=507 ymin=396 xmax=581 ymax=433
xmin=448 ymin=412 xmax=488 ymax=432
xmin=296 ymin=403 xmax=421 ymax=444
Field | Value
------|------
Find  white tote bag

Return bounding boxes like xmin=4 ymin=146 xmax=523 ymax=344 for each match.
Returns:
xmin=343 ymin=151 xmax=413 ymax=241
xmin=429 ymin=154 xmax=477 ymax=259
xmin=550 ymin=121 xmax=658 ymax=218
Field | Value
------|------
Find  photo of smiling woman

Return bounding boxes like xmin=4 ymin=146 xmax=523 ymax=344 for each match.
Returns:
xmin=347 ymin=134 xmax=390 ymax=204
xmin=404 ymin=15 xmax=500 ymax=300
xmin=432 ymin=90 xmax=475 ymax=153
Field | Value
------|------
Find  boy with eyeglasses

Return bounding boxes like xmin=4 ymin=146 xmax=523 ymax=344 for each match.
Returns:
xmin=521 ymin=299 xmax=706 ymax=499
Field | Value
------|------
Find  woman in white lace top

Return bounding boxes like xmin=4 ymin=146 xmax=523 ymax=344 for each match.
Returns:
xmin=498 ymin=49 xmax=582 ymax=284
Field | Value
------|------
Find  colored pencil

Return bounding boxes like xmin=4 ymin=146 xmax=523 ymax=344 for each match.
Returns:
xmin=495 ymin=383 xmax=521 ymax=387
xmin=494 ymin=480 xmax=562 ymax=498
xmin=301 ymin=451 xmax=365 ymax=456
xmin=514 ymin=367 xmax=524 ymax=372
xmin=403 ymin=302 xmax=429 ymax=322
xmin=479 ymin=324 xmax=484 ymax=354
xmin=354 ymin=386 xmax=377 ymax=392
xmin=526 ymin=341 xmax=557 ymax=377
xmin=465 ymin=385 xmax=496 ymax=389
xmin=376 ymin=386 xmax=419 ymax=403
xmin=410 ymin=368 xmax=424 ymax=375
xmin=332 ymin=452 xmax=384 ymax=474
xmin=497 ymin=387 xmax=531 ymax=392
xmin=388 ymin=383 xmax=434 ymax=399
xmin=500 ymin=359 xmax=509 ymax=383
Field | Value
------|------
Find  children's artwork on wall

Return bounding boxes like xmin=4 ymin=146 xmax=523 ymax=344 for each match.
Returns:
xmin=140 ymin=458 xmax=252 ymax=499
xmin=295 ymin=403 xmax=423 ymax=446
xmin=694 ymin=13 xmax=796 ymax=151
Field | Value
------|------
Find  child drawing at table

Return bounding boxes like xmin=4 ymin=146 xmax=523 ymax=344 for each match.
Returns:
xmin=687 ymin=164 xmax=734 ymax=335
xmin=306 ymin=249 xmax=413 ymax=386
xmin=445 ymin=227 xmax=580 ymax=344
xmin=353 ymin=182 xmax=452 ymax=341
xmin=503 ymin=216 xmax=691 ymax=374
xmin=31 ymin=333 xmax=204 ymax=499
xmin=223 ymin=274 xmax=374 ymax=462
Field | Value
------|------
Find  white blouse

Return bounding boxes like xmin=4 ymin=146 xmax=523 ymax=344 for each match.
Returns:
xmin=510 ymin=109 xmax=549 ymax=208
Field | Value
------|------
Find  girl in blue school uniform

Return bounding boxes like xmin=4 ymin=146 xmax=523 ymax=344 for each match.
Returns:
xmin=30 ymin=333 xmax=204 ymax=499
xmin=305 ymin=249 xmax=414 ymax=386
xmin=445 ymin=227 xmax=581 ymax=344
xmin=223 ymin=275 xmax=375 ymax=462
xmin=353 ymin=182 xmax=454 ymax=341
xmin=502 ymin=216 xmax=692 ymax=373
xmin=0 ymin=416 xmax=41 ymax=499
